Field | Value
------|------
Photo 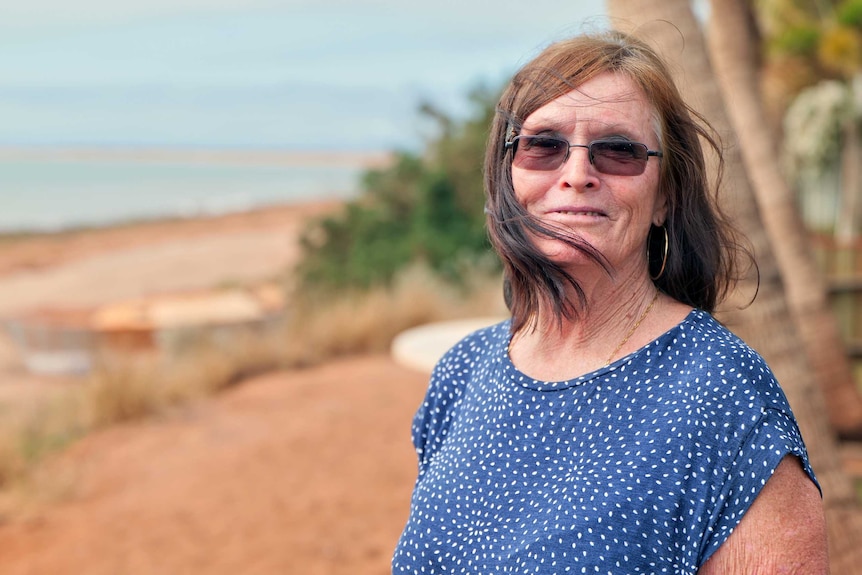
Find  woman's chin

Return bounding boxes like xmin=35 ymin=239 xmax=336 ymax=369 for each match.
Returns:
xmin=540 ymin=244 xmax=601 ymax=270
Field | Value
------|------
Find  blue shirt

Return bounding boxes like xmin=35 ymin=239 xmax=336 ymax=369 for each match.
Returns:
xmin=392 ymin=310 xmax=817 ymax=574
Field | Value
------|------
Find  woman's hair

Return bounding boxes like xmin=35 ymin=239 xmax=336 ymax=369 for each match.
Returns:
xmin=484 ymin=30 xmax=748 ymax=333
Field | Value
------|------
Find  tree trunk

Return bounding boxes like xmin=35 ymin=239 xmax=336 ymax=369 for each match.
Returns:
xmin=706 ymin=0 xmax=862 ymax=442
xmin=837 ymin=112 xmax=860 ymax=244
xmin=607 ymin=1 xmax=862 ymax=571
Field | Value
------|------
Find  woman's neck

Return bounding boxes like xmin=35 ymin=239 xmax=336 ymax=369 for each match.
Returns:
xmin=509 ymin=277 xmax=661 ymax=380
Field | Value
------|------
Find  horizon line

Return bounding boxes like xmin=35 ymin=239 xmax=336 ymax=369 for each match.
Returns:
xmin=0 ymin=145 xmax=394 ymax=168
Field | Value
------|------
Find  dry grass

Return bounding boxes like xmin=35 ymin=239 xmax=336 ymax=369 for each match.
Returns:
xmin=283 ymin=263 xmax=504 ymax=364
xmin=0 ymin=426 xmax=27 ymax=490
xmin=0 ymin=264 xmax=505 ymax=500
xmin=0 ymin=390 xmax=87 ymax=510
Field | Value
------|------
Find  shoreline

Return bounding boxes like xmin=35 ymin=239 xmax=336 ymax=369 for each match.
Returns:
xmin=0 ymin=197 xmax=342 ymax=240
xmin=0 ymin=198 xmax=344 ymax=281
xmin=0 ymin=147 xmax=386 ymax=237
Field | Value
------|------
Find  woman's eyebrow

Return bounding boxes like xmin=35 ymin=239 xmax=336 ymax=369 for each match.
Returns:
xmin=520 ymin=120 xmax=564 ymax=133
xmin=519 ymin=127 xmax=563 ymax=137
xmin=522 ymin=115 xmax=642 ymax=137
xmin=520 ymin=112 xmax=578 ymax=133
xmin=594 ymin=132 xmax=635 ymax=141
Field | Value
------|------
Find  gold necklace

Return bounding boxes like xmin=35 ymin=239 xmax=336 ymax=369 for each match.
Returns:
xmin=606 ymin=290 xmax=659 ymax=364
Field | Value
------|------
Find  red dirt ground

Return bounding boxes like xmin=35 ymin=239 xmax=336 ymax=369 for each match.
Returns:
xmin=0 ymin=199 xmax=432 ymax=574
xmin=0 ymin=354 xmax=428 ymax=575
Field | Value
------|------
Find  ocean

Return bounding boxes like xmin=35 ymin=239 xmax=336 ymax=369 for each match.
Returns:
xmin=0 ymin=154 xmax=369 ymax=233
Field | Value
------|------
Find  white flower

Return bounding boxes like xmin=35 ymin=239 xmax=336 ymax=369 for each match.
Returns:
xmin=782 ymin=80 xmax=853 ymax=181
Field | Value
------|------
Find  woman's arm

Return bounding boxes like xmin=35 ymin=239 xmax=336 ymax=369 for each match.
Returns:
xmin=698 ymin=455 xmax=828 ymax=574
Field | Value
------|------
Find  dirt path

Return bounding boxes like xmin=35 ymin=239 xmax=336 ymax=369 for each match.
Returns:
xmin=0 ymin=355 xmax=427 ymax=575
xmin=0 ymin=200 xmax=433 ymax=574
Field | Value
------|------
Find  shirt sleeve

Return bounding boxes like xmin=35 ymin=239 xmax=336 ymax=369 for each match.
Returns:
xmin=410 ymin=337 xmax=472 ymax=475
xmin=698 ymin=406 xmax=819 ymax=566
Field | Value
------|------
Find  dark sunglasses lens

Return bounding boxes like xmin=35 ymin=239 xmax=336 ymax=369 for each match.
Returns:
xmin=512 ymin=136 xmax=568 ymax=170
xmin=590 ymin=141 xmax=649 ymax=176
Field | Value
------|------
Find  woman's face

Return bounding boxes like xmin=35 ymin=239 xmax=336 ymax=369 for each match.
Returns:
xmin=511 ymin=72 xmax=666 ymax=280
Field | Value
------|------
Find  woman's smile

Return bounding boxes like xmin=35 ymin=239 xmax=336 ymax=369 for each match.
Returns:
xmin=544 ymin=206 xmax=609 ymax=220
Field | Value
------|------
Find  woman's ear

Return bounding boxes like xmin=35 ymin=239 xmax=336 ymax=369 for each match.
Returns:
xmin=652 ymin=196 xmax=668 ymax=227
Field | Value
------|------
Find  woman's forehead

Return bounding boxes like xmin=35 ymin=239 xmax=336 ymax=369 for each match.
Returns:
xmin=521 ymin=73 xmax=656 ymax=136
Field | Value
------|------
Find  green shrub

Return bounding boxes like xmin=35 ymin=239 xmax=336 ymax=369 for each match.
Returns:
xmin=770 ymin=24 xmax=821 ymax=57
xmin=295 ymin=85 xmax=499 ymax=292
xmin=837 ymin=0 xmax=862 ymax=27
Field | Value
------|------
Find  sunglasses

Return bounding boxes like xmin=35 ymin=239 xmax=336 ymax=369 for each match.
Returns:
xmin=505 ymin=135 xmax=663 ymax=176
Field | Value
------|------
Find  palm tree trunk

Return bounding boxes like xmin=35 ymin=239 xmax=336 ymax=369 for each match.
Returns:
xmin=706 ymin=0 xmax=862 ymax=441
xmin=837 ymin=113 xmax=860 ymax=244
xmin=607 ymin=1 xmax=862 ymax=570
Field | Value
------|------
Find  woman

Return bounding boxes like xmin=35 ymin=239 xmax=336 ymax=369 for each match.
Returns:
xmin=392 ymin=32 xmax=827 ymax=573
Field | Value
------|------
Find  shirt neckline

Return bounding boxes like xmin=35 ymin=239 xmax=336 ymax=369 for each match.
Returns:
xmin=502 ymin=308 xmax=702 ymax=391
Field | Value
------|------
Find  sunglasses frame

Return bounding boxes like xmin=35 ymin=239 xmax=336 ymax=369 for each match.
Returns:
xmin=505 ymin=135 xmax=663 ymax=175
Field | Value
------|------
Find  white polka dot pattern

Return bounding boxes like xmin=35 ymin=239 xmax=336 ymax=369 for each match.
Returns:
xmin=392 ymin=310 xmax=818 ymax=574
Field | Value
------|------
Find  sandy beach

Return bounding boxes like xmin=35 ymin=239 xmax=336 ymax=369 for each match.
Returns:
xmin=0 ymin=199 xmax=341 ymax=309
xmin=0 ymin=200 xmax=428 ymax=574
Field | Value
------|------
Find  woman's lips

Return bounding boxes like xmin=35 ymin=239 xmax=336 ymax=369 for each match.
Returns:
xmin=547 ymin=207 xmax=607 ymax=218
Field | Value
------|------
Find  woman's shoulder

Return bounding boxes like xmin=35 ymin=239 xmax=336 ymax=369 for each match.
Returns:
xmin=678 ymin=309 xmax=764 ymax=358
xmin=417 ymin=319 xmax=510 ymax=421
xmin=430 ymin=318 xmax=511 ymax=375
xmin=665 ymin=309 xmax=791 ymax=411
xmin=456 ymin=318 xmax=511 ymax=348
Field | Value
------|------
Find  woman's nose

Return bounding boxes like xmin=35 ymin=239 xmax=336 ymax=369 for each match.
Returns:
xmin=559 ymin=146 xmax=600 ymax=189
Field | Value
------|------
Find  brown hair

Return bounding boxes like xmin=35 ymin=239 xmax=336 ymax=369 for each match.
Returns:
xmin=484 ymin=30 xmax=746 ymax=333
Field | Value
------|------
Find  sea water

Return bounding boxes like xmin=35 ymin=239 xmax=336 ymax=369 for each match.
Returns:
xmin=0 ymin=158 xmax=366 ymax=233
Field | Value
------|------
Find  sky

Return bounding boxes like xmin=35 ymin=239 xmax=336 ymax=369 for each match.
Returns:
xmin=0 ymin=0 xmax=608 ymax=152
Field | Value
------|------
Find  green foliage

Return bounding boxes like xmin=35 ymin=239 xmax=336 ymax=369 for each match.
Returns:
xmin=770 ymin=24 xmax=822 ymax=57
xmin=837 ymin=0 xmax=862 ymax=27
xmin=761 ymin=0 xmax=862 ymax=75
xmin=295 ymin=85 xmax=499 ymax=292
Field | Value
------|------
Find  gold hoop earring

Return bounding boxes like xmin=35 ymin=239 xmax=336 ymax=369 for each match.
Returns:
xmin=648 ymin=225 xmax=669 ymax=281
